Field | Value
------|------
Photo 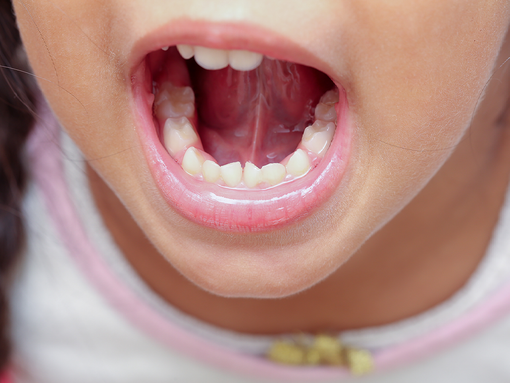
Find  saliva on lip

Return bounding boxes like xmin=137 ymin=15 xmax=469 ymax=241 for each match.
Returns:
xmin=153 ymin=45 xmax=340 ymax=189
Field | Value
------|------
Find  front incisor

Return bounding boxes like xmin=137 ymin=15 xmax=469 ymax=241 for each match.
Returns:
xmin=243 ymin=162 xmax=262 ymax=188
xmin=221 ymin=162 xmax=243 ymax=187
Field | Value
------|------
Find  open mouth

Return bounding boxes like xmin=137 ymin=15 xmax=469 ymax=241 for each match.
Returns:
xmin=131 ymin=34 xmax=351 ymax=232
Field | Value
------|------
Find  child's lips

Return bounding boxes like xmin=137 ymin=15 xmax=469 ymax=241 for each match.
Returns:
xmin=128 ymin=19 xmax=338 ymax=85
xmin=128 ymin=20 xmax=353 ymax=232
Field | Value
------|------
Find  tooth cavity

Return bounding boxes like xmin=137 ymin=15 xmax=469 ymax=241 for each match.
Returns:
xmin=177 ymin=44 xmax=195 ymax=59
xmin=286 ymin=149 xmax=311 ymax=177
xmin=228 ymin=50 xmax=263 ymax=71
xmin=202 ymin=160 xmax=221 ymax=183
xmin=182 ymin=147 xmax=204 ymax=176
xmin=163 ymin=117 xmax=199 ymax=157
xmin=221 ymin=162 xmax=243 ymax=187
xmin=261 ymin=163 xmax=286 ymax=186
xmin=155 ymin=84 xmax=195 ymax=120
xmin=243 ymin=162 xmax=262 ymax=188
xmin=302 ymin=120 xmax=336 ymax=157
xmin=194 ymin=46 xmax=229 ymax=70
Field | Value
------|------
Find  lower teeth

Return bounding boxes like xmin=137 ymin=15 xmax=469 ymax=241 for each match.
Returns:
xmin=154 ymin=82 xmax=339 ymax=189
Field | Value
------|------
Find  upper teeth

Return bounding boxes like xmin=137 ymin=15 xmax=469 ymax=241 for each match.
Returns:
xmin=228 ymin=50 xmax=264 ymax=71
xmin=175 ymin=44 xmax=264 ymax=72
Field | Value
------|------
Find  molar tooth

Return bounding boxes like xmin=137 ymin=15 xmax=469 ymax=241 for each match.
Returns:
xmin=243 ymin=162 xmax=262 ymax=188
xmin=302 ymin=121 xmax=335 ymax=157
xmin=228 ymin=50 xmax=263 ymax=71
xmin=163 ymin=117 xmax=199 ymax=157
xmin=156 ymin=83 xmax=194 ymax=104
xmin=320 ymin=89 xmax=340 ymax=105
xmin=182 ymin=147 xmax=204 ymax=176
xmin=194 ymin=46 xmax=229 ymax=70
xmin=261 ymin=163 xmax=286 ymax=186
xmin=155 ymin=84 xmax=195 ymax=120
xmin=157 ymin=100 xmax=195 ymax=120
xmin=313 ymin=119 xmax=336 ymax=133
xmin=221 ymin=162 xmax=243 ymax=187
xmin=177 ymin=44 xmax=194 ymax=59
xmin=314 ymin=103 xmax=337 ymax=122
xmin=202 ymin=160 xmax=221 ymax=183
xmin=286 ymin=149 xmax=311 ymax=177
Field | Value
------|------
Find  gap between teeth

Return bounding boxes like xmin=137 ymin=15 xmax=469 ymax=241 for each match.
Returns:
xmin=155 ymin=81 xmax=339 ymax=189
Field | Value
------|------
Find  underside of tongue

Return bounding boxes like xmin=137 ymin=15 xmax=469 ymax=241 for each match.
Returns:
xmin=188 ymin=58 xmax=333 ymax=167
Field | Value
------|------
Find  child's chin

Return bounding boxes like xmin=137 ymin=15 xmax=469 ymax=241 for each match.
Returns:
xmin=165 ymin=241 xmax=347 ymax=299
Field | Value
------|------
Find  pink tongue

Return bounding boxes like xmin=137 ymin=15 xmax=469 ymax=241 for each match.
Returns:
xmin=189 ymin=58 xmax=333 ymax=167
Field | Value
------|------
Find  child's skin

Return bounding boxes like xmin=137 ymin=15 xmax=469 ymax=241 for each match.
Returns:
xmin=12 ymin=0 xmax=510 ymax=334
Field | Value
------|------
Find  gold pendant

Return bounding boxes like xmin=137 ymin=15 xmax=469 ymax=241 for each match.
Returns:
xmin=266 ymin=334 xmax=373 ymax=376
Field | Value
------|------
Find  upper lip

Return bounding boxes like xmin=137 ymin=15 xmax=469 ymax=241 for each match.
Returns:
xmin=128 ymin=18 xmax=338 ymax=84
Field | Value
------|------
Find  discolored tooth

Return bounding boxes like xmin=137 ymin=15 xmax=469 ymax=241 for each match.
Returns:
xmin=177 ymin=44 xmax=194 ymax=59
xmin=202 ymin=160 xmax=221 ymax=183
xmin=157 ymin=100 xmax=195 ymax=120
xmin=286 ymin=149 xmax=311 ymax=177
xmin=302 ymin=120 xmax=335 ymax=157
xmin=182 ymin=147 xmax=204 ymax=176
xmin=314 ymin=103 xmax=337 ymax=122
xmin=261 ymin=163 xmax=286 ymax=186
xmin=314 ymin=119 xmax=336 ymax=134
xmin=228 ymin=50 xmax=263 ymax=71
xmin=243 ymin=162 xmax=262 ymax=188
xmin=194 ymin=46 xmax=229 ymax=70
xmin=155 ymin=84 xmax=195 ymax=120
xmin=221 ymin=162 xmax=243 ymax=187
xmin=163 ymin=117 xmax=199 ymax=157
xmin=157 ymin=83 xmax=195 ymax=104
xmin=320 ymin=89 xmax=340 ymax=105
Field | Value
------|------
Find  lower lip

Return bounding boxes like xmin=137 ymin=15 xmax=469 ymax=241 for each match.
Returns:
xmin=132 ymin=60 xmax=352 ymax=233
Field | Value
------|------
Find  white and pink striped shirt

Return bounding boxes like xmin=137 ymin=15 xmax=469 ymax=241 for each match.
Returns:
xmin=8 ymin=102 xmax=510 ymax=382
